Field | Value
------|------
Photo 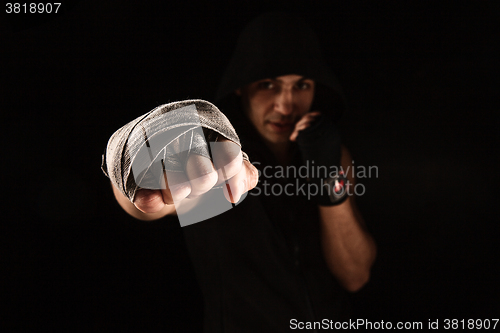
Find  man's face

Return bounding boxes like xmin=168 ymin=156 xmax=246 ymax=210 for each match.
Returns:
xmin=239 ymin=74 xmax=315 ymax=145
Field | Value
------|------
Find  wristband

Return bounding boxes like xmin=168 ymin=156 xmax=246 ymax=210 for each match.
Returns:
xmin=321 ymin=170 xmax=349 ymax=206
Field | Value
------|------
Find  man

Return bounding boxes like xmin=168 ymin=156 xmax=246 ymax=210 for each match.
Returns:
xmin=106 ymin=12 xmax=376 ymax=332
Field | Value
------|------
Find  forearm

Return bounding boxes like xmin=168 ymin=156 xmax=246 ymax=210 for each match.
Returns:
xmin=319 ymin=197 xmax=377 ymax=292
xmin=111 ymin=182 xmax=176 ymax=221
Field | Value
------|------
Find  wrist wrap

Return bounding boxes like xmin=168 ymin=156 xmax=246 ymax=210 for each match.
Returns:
xmin=296 ymin=112 xmax=348 ymax=206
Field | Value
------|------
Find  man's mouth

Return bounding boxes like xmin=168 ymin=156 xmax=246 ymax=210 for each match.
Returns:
xmin=267 ymin=121 xmax=294 ymax=133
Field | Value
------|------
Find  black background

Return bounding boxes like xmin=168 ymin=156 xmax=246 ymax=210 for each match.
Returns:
xmin=1 ymin=0 xmax=498 ymax=331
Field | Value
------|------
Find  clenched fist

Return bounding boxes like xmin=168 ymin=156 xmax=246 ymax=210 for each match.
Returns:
xmin=103 ymin=100 xmax=258 ymax=223
xmin=133 ymin=138 xmax=258 ymax=213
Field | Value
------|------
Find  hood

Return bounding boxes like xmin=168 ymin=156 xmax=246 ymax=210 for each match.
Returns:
xmin=215 ymin=11 xmax=347 ymax=120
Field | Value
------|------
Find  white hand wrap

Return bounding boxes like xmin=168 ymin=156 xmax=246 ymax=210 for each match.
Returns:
xmin=102 ymin=99 xmax=248 ymax=202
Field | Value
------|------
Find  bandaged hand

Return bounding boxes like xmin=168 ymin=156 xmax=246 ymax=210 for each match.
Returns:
xmin=102 ymin=100 xmax=258 ymax=214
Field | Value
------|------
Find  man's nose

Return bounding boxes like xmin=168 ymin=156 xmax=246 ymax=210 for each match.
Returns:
xmin=274 ymin=89 xmax=293 ymax=116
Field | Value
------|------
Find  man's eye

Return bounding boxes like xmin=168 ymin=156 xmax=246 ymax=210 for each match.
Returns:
xmin=257 ymin=81 xmax=274 ymax=90
xmin=296 ymin=82 xmax=311 ymax=90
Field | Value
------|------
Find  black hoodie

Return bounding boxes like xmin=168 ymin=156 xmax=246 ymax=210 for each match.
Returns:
xmin=215 ymin=11 xmax=347 ymax=167
xmin=215 ymin=12 xmax=346 ymax=113
xmin=183 ymin=12 xmax=350 ymax=332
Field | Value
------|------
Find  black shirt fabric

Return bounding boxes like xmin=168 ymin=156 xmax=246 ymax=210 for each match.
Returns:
xmin=183 ymin=141 xmax=350 ymax=332
xmin=183 ymin=12 xmax=351 ymax=332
